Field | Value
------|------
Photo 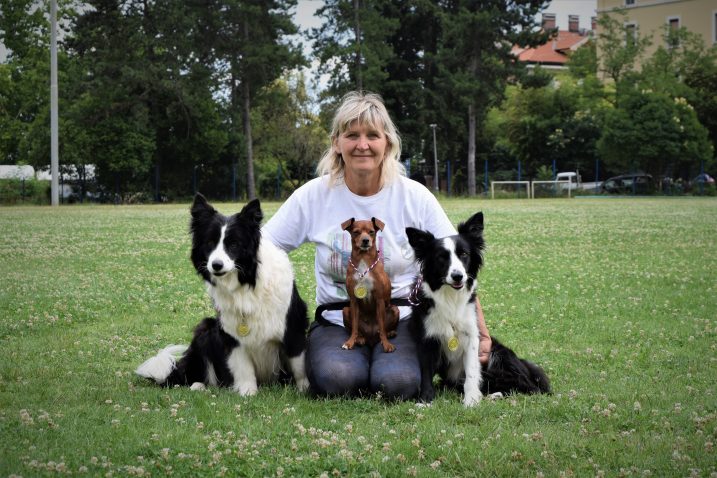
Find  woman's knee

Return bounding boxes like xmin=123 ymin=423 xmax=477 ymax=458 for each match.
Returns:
xmin=309 ymin=359 xmax=369 ymax=396
xmin=305 ymin=324 xmax=370 ymax=396
xmin=369 ymin=358 xmax=421 ymax=400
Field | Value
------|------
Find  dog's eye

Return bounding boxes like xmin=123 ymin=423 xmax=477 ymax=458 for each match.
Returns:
xmin=369 ymin=230 xmax=375 ymax=236
xmin=459 ymin=251 xmax=469 ymax=258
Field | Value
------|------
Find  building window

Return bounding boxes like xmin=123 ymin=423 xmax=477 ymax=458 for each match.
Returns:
xmin=713 ymin=11 xmax=717 ymax=44
xmin=625 ymin=22 xmax=637 ymax=47
xmin=625 ymin=0 xmax=635 ymax=6
xmin=542 ymin=13 xmax=556 ymax=30
xmin=667 ymin=16 xmax=681 ymax=48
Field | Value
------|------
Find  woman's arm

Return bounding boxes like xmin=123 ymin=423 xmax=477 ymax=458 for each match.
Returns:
xmin=475 ymin=295 xmax=491 ymax=365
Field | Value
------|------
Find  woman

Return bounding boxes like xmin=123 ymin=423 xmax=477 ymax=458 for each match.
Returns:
xmin=263 ymin=91 xmax=491 ymax=399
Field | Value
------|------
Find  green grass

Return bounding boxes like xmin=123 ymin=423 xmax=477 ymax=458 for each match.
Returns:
xmin=1 ymin=197 xmax=716 ymax=477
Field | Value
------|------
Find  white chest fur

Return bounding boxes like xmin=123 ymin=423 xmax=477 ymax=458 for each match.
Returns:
xmin=207 ymin=240 xmax=295 ymax=383
xmin=422 ymin=285 xmax=478 ymax=359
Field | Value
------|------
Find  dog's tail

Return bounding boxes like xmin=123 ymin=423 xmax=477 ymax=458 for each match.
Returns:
xmin=522 ymin=359 xmax=551 ymax=394
xmin=135 ymin=344 xmax=188 ymax=385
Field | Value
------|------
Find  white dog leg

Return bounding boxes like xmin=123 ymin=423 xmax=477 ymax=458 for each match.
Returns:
xmin=288 ymin=352 xmax=309 ymax=393
xmin=462 ymin=336 xmax=483 ymax=408
xmin=227 ymin=346 xmax=258 ymax=396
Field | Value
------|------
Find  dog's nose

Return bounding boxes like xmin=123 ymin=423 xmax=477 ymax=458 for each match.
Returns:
xmin=211 ymin=260 xmax=224 ymax=272
xmin=361 ymin=238 xmax=370 ymax=247
xmin=451 ymin=271 xmax=464 ymax=283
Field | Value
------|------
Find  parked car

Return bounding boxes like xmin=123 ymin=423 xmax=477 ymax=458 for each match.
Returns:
xmin=601 ymin=173 xmax=653 ymax=194
xmin=692 ymin=173 xmax=715 ymax=185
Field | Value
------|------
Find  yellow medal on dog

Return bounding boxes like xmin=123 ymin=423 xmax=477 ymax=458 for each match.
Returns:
xmin=448 ymin=336 xmax=460 ymax=352
xmin=238 ymin=322 xmax=250 ymax=337
xmin=354 ymin=283 xmax=368 ymax=299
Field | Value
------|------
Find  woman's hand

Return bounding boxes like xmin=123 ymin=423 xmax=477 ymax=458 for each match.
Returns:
xmin=479 ymin=333 xmax=492 ymax=365
xmin=475 ymin=296 xmax=491 ymax=365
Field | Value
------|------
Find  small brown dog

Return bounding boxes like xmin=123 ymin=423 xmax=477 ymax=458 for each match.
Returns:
xmin=341 ymin=217 xmax=399 ymax=353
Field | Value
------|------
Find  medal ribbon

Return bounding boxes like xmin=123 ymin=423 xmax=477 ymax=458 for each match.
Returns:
xmin=348 ymin=251 xmax=382 ymax=280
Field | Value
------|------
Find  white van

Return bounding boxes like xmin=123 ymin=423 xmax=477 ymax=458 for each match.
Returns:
xmin=555 ymin=171 xmax=581 ymax=190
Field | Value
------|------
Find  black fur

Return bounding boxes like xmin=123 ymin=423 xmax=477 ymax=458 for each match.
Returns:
xmin=165 ymin=318 xmax=239 ymax=387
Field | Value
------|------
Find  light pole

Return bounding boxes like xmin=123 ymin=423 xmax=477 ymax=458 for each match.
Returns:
xmin=430 ymin=124 xmax=438 ymax=192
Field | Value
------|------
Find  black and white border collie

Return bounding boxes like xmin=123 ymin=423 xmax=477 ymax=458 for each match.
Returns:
xmin=136 ymin=194 xmax=309 ymax=395
xmin=406 ymin=212 xmax=550 ymax=407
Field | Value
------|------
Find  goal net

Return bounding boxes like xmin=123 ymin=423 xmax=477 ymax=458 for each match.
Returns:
xmin=531 ymin=180 xmax=572 ymax=198
xmin=490 ymin=181 xmax=531 ymax=199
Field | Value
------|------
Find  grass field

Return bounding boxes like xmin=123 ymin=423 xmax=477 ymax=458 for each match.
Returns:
xmin=1 ymin=197 xmax=716 ymax=477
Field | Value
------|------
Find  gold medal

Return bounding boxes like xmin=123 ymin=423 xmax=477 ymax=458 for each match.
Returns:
xmin=447 ymin=336 xmax=460 ymax=352
xmin=238 ymin=323 xmax=250 ymax=337
xmin=354 ymin=284 xmax=368 ymax=299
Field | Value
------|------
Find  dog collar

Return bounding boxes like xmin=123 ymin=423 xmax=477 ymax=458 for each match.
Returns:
xmin=348 ymin=252 xmax=381 ymax=281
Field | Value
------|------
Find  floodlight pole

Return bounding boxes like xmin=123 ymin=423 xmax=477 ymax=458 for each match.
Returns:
xmin=50 ymin=0 xmax=59 ymax=206
xmin=430 ymin=124 xmax=438 ymax=192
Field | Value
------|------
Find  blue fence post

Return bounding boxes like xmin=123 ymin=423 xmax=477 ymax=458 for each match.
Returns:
xmin=595 ymin=158 xmax=600 ymax=192
xmin=552 ymin=159 xmax=556 ymax=179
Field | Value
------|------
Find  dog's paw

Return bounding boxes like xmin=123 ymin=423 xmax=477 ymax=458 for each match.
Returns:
xmin=487 ymin=392 xmax=504 ymax=400
xmin=342 ymin=340 xmax=355 ymax=350
xmin=382 ymin=342 xmax=396 ymax=353
xmin=234 ymin=382 xmax=258 ymax=396
xmin=419 ymin=388 xmax=435 ymax=404
xmin=190 ymin=382 xmax=206 ymax=391
xmin=463 ymin=391 xmax=483 ymax=408
xmin=295 ymin=377 xmax=310 ymax=393
xmin=416 ymin=402 xmax=432 ymax=408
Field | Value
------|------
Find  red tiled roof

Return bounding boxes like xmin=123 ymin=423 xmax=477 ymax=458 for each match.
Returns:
xmin=513 ymin=30 xmax=590 ymax=66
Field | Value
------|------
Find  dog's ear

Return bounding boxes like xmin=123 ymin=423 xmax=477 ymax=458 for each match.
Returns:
xmin=371 ymin=217 xmax=385 ymax=231
xmin=239 ymin=198 xmax=263 ymax=226
xmin=406 ymin=227 xmax=435 ymax=260
xmin=341 ymin=218 xmax=355 ymax=231
xmin=458 ymin=212 xmax=484 ymax=238
xmin=190 ymin=193 xmax=217 ymax=221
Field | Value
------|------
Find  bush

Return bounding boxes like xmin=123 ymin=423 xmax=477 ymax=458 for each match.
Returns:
xmin=0 ymin=179 xmax=50 ymax=205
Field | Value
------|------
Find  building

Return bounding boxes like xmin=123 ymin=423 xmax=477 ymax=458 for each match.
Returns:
xmin=596 ymin=0 xmax=717 ymax=61
xmin=512 ymin=14 xmax=594 ymax=70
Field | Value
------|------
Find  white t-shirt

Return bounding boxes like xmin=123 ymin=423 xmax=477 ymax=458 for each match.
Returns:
xmin=262 ymin=175 xmax=456 ymax=326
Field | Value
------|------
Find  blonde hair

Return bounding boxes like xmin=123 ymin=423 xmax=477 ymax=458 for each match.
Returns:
xmin=316 ymin=91 xmax=405 ymax=188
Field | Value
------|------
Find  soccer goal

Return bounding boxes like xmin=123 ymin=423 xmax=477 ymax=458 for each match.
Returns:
xmin=490 ymin=181 xmax=531 ymax=199
xmin=531 ymin=180 xmax=572 ymax=199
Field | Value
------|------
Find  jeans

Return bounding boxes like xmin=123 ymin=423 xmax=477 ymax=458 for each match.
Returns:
xmin=305 ymin=318 xmax=421 ymax=400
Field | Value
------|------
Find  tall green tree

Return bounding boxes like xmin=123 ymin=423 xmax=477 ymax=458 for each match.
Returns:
xmin=214 ymin=0 xmax=304 ymax=200
xmin=437 ymin=0 xmax=550 ymax=195
xmin=595 ymin=9 xmax=651 ymax=97
xmin=311 ymin=0 xmax=397 ymax=98
xmin=0 ymin=0 xmax=59 ymax=165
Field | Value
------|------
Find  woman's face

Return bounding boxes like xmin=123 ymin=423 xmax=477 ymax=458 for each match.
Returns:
xmin=334 ymin=121 xmax=388 ymax=182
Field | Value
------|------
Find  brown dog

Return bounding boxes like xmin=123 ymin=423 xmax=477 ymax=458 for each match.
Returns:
xmin=341 ymin=217 xmax=399 ymax=353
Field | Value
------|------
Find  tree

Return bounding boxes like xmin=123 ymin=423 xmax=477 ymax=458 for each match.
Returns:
xmin=597 ymin=88 xmax=713 ymax=179
xmin=252 ymin=72 xmax=328 ymax=197
xmin=214 ymin=0 xmax=304 ymax=200
xmin=595 ymin=9 xmax=651 ymax=93
xmin=311 ymin=0 xmax=397 ymax=98
xmin=640 ymin=27 xmax=717 ymax=160
xmin=436 ymin=0 xmax=551 ymax=195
